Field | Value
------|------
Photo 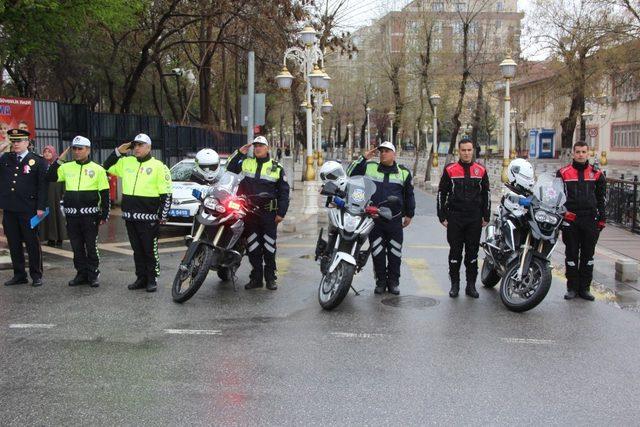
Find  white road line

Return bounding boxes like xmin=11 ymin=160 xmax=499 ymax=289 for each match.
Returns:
xmin=163 ymin=329 xmax=222 ymax=335
xmin=330 ymin=331 xmax=385 ymax=339
xmin=501 ymin=337 xmax=556 ymax=345
xmin=9 ymin=323 xmax=55 ymax=329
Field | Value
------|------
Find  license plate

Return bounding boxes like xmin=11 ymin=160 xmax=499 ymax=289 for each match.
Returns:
xmin=168 ymin=209 xmax=190 ymax=217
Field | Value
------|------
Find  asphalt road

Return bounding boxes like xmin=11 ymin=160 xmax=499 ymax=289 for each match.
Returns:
xmin=1 ymin=190 xmax=640 ymax=425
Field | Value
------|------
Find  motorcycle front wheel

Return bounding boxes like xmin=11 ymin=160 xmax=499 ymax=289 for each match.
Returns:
xmin=318 ymin=260 xmax=356 ymax=311
xmin=172 ymin=243 xmax=214 ymax=303
xmin=499 ymin=257 xmax=552 ymax=312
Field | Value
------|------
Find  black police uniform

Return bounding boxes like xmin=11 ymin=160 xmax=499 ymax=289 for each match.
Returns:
xmin=437 ymin=160 xmax=490 ymax=297
xmin=347 ymin=156 xmax=415 ymax=294
xmin=226 ymin=150 xmax=290 ymax=289
xmin=557 ymin=160 xmax=606 ymax=300
xmin=46 ymin=158 xmax=110 ymax=286
xmin=0 ymin=141 xmax=48 ymax=285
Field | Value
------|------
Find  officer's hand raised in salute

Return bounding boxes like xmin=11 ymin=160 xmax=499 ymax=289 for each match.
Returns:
xmin=238 ymin=142 xmax=253 ymax=155
xmin=117 ymin=142 xmax=132 ymax=155
xmin=363 ymin=147 xmax=378 ymax=160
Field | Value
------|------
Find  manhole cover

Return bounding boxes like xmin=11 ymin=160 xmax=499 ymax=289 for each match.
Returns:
xmin=381 ymin=296 xmax=439 ymax=309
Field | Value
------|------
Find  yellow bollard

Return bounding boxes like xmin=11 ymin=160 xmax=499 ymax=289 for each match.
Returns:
xmin=305 ymin=155 xmax=315 ymax=181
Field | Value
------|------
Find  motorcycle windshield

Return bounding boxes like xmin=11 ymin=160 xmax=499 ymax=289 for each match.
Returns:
xmin=344 ymin=176 xmax=376 ymax=213
xmin=209 ymin=172 xmax=243 ymax=199
xmin=531 ymin=174 xmax=567 ymax=211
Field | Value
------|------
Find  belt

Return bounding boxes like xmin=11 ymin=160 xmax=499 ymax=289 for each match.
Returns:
xmin=64 ymin=206 xmax=100 ymax=215
xmin=122 ymin=211 xmax=158 ymax=221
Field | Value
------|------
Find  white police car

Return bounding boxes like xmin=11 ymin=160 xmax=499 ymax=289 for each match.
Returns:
xmin=166 ymin=156 xmax=227 ymax=226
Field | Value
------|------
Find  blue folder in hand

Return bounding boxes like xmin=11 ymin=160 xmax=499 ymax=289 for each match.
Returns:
xmin=30 ymin=207 xmax=50 ymax=229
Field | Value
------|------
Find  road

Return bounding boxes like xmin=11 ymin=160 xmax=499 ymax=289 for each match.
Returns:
xmin=1 ymin=190 xmax=640 ymax=425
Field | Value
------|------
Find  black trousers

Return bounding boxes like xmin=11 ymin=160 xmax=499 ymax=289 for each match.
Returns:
xmin=446 ymin=212 xmax=483 ymax=285
xmin=125 ymin=220 xmax=160 ymax=282
xmin=368 ymin=219 xmax=404 ymax=286
xmin=67 ymin=216 xmax=100 ymax=280
xmin=244 ymin=211 xmax=278 ymax=282
xmin=2 ymin=210 xmax=43 ymax=280
xmin=562 ymin=215 xmax=600 ymax=291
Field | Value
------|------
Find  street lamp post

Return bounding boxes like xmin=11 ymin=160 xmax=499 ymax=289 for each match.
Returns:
xmin=347 ymin=122 xmax=353 ymax=160
xmin=366 ymin=107 xmax=372 ymax=150
xmin=581 ymin=110 xmax=595 ymax=159
xmin=275 ymin=25 xmax=329 ymax=181
xmin=510 ymin=109 xmax=517 ymax=159
xmin=387 ymin=111 xmax=395 ymax=145
xmin=499 ymin=53 xmax=517 ymax=183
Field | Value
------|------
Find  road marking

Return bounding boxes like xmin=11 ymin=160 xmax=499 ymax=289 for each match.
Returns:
xmin=278 ymin=243 xmax=449 ymax=250
xmin=405 ymin=258 xmax=446 ymax=296
xmin=158 ymin=246 xmax=188 ymax=254
xmin=330 ymin=332 xmax=385 ymax=339
xmin=501 ymin=337 xmax=556 ymax=345
xmin=158 ymin=236 xmax=187 ymax=244
xmin=163 ymin=329 xmax=222 ymax=335
xmin=98 ymin=243 xmax=134 ymax=255
xmin=280 ymin=243 xmax=315 ymax=248
xmin=9 ymin=323 xmax=55 ymax=329
xmin=406 ymin=244 xmax=449 ymax=249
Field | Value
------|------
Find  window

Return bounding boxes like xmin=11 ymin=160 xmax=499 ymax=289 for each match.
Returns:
xmin=454 ymin=2 xmax=465 ymax=11
xmin=612 ymin=123 xmax=640 ymax=150
xmin=612 ymin=74 xmax=640 ymax=101
xmin=433 ymin=37 xmax=442 ymax=51
xmin=452 ymin=21 xmax=463 ymax=35
xmin=495 ymin=20 xmax=502 ymax=29
xmin=432 ymin=2 xmax=444 ymax=12
xmin=496 ymin=1 xmax=504 ymax=12
xmin=433 ymin=21 xmax=442 ymax=33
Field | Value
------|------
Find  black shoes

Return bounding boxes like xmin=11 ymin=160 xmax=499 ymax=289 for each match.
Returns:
xmin=564 ymin=290 xmax=577 ymax=300
xmin=387 ymin=285 xmax=400 ymax=295
xmin=244 ymin=279 xmax=263 ymax=290
xmin=128 ymin=277 xmax=147 ymax=290
xmin=146 ymin=279 xmax=157 ymax=292
xmin=4 ymin=276 xmax=28 ymax=286
xmin=578 ymin=290 xmax=595 ymax=301
xmin=68 ymin=274 xmax=88 ymax=287
xmin=31 ymin=278 xmax=43 ymax=287
xmin=266 ymin=280 xmax=278 ymax=290
xmin=88 ymin=278 xmax=100 ymax=288
xmin=374 ymin=281 xmax=386 ymax=295
xmin=449 ymin=282 xmax=460 ymax=298
xmin=465 ymin=283 xmax=479 ymax=299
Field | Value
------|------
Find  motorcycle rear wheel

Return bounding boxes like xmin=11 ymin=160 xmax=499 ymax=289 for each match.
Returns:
xmin=499 ymin=257 xmax=552 ymax=312
xmin=172 ymin=244 xmax=214 ymax=303
xmin=318 ymin=261 xmax=355 ymax=311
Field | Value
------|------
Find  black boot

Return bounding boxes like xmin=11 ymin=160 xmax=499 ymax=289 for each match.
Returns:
xmin=578 ymin=288 xmax=595 ymax=301
xmin=68 ymin=274 xmax=88 ymax=287
xmin=88 ymin=278 xmax=100 ymax=288
xmin=244 ymin=279 xmax=263 ymax=290
xmin=266 ymin=280 xmax=278 ymax=290
xmin=387 ymin=283 xmax=400 ymax=295
xmin=449 ymin=282 xmax=460 ymax=298
xmin=4 ymin=276 xmax=28 ymax=286
xmin=127 ymin=276 xmax=146 ymax=290
xmin=465 ymin=282 xmax=479 ymax=298
xmin=146 ymin=278 xmax=157 ymax=293
xmin=374 ymin=280 xmax=386 ymax=295
xmin=564 ymin=290 xmax=577 ymax=300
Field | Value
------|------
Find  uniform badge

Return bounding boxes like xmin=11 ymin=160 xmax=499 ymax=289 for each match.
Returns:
xmin=146 ymin=167 xmax=152 ymax=175
xmin=474 ymin=167 xmax=479 ymax=176
xmin=165 ymin=173 xmax=170 ymax=181
xmin=23 ymin=165 xmax=31 ymax=174
xmin=590 ymin=172 xmax=594 ymax=179
xmin=28 ymin=159 xmax=35 ymax=166
xmin=352 ymin=188 xmax=366 ymax=203
xmin=86 ymin=169 xmax=95 ymax=178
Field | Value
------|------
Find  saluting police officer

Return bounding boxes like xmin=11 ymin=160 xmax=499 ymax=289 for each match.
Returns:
xmin=0 ymin=129 xmax=48 ymax=287
xmin=437 ymin=137 xmax=490 ymax=299
xmin=226 ymin=136 xmax=290 ymax=291
xmin=103 ymin=133 xmax=172 ymax=292
xmin=46 ymin=136 xmax=110 ymax=287
xmin=347 ymin=141 xmax=415 ymax=295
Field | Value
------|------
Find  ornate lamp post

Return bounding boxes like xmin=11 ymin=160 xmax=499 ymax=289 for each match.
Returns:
xmin=499 ymin=53 xmax=517 ymax=182
xmin=366 ymin=107 xmax=372 ymax=150
xmin=387 ymin=111 xmax=395 ymax=145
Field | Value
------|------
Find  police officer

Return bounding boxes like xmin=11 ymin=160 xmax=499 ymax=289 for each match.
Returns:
xmin=557 ymin=140 xmax=606 ymax=301
xmin=103 ymin=133 xmax=172 ymax=292
xmin=226 ymin=136 xmax=290 ymax=290
xmin=347 ymin=141 xmax=415 ymax=295
xmin=0 ymin=129 xmax=48 ymax=287
xmin=46 ymin=136 xmax=110 ymax=287
xmin=437 ymin=137 xmax=490 ymax=298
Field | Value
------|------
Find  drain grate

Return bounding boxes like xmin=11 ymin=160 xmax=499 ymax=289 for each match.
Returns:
xmin=381 ymin=295 xmax=439 ymax=309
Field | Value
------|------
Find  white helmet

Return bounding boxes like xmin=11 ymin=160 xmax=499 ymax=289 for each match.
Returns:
xmin=319 ymin=160 xmax=347 ymax=191
xmin=194 ymin=148 xmax=221 ymax=183
xmin=507 ymin=158 xmax=535 ymax=193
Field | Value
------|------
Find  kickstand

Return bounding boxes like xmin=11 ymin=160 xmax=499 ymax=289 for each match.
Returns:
xmin=350 ymin=285 xmax=363 ymax=296
xmin=232 ymin=273 xmax=238 ymax=292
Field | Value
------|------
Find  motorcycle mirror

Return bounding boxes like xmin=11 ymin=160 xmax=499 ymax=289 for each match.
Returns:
xmin=378 ymin=206 xmax=393 ymax=220
xmin=320 ymin=181 xmax=338 ymax=196
xmin=256 ymin=192 xmax=271 ymax=199
xmin=386 ymin=195 xmax=400 ymax=206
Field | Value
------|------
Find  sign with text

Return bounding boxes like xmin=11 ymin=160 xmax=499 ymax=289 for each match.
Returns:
xmin=0 ymin=97 xmax=35 ymax=145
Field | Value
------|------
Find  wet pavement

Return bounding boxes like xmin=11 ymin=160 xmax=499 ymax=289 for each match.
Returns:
xmin=2 ymin=189 xmax=640 ymax=424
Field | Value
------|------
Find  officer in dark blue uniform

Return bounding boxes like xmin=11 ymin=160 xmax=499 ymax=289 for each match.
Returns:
xmin=0 ymin=129 xmax=48 ymax=287
xmin=347 ymin=141 xmax=415 ymax=295
xmin=226 ymin=136 xmax=290 ymax=290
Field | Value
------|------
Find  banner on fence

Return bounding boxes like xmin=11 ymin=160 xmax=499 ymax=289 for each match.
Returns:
xmin=0 ymin=97 xmax=36 ymax=147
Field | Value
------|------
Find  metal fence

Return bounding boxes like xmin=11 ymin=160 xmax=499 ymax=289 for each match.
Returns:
xmin=34 ymin=100 xmax=245 ymax=166
xmin=606 ymin=176 xmax=639 ymax=234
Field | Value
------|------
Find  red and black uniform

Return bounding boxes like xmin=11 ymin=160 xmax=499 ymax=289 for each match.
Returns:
xmin=437 ymin=161 xmax=490 ymax=287
xmin=556 ymin=161 xmax=606 ymax=293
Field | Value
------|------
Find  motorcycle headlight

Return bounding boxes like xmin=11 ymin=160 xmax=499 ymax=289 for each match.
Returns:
xmin=343 ymin=213 xmax=361 ymax=233
xmin=203 ymin=197 xmax=218 ymax=211
xmin=534 ymin=210 xmax=559 ymax=225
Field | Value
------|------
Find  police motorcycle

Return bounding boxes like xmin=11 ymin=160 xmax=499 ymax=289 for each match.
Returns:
xmin=481 ymin=159 xmax=567 ymax=312
xmin=314 ymin=161 xmax=398 ymax=310
xmin=171 ymin=171 xmax=268 ymax=303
